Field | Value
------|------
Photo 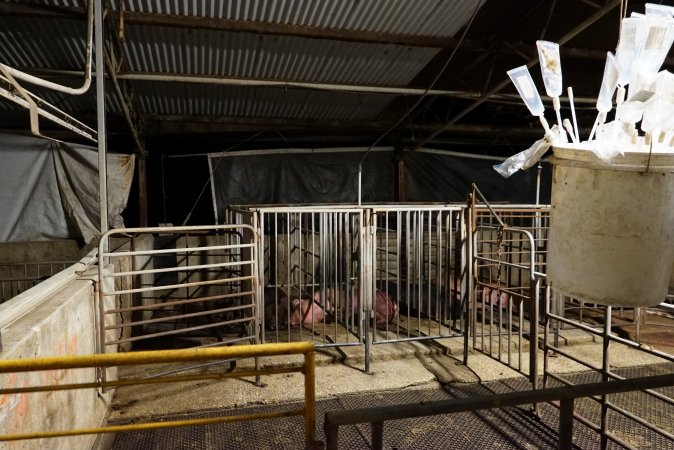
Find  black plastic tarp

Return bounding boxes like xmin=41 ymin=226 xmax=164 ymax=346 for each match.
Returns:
xmin=209 ymin=148 xmax=551 ymax=221
xmin=403 ymin=150 xmax=551 ymax=204
xmin=209 ymin=149 xmax=395 ymax=209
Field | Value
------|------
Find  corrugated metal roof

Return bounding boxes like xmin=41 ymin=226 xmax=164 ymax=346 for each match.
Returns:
xmin=0 ymin=16 xmax=88 ymax=70
xmin=0 ymin=79 xmax=122 ymax=116
xmin=123 ymin=25 xmax=438 ymax=86
xmin=118 ymin=0 xmax=481 ymax=38
xmin=16 ymin=0 xmax=482 ymax=38
xmin=3 ymin=0 xmax=478 ymax=37
xmin=132 ymin=80 xmax=391 ymax=120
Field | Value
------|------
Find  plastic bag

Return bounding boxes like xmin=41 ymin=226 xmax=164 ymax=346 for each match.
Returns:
xmin=493 ymin=125 xmax=566 ymax=178
xmin=494 ymin=138 xmax=550 ymax=178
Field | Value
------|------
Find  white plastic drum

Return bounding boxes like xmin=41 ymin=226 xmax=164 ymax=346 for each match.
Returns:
xmin=547 ymin=146 xmax=674 ymax=307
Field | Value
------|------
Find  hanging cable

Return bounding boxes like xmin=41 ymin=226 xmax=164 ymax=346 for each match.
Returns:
xmin=181 ymin=131 xmax=265 ymax=226
xmin=356 ymin=0 xmax=484 ymax=203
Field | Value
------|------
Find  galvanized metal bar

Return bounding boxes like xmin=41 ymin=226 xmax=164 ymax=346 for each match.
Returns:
xmin=105 ymin=275 xmax=255 ymax=296
xmin=600 ymin=306 xmax=611 ymax=450
xmin=104 ymin=303 xmax=254 ymax=330
xmin=106 ymin=316 xmax=256 ymax=346
xmin=95 ymin=0 xmax=108 ymax=237
xmin=106 ymin=259 xmax=255 ymax=278
xmin=106 ymin=290 xmax=255 ymax=314
xmin=102 ymin=243 xmax=255 ymax=258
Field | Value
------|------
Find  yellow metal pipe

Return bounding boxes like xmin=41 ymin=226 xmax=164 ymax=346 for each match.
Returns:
xmin=0 ymin=366 xmax=301 ymax=395
xmin=0 ymin=341 xmax=314 ymax=373
xmin=304 ymin=349 xmax=316 ymax=448
xmin=0 ymin=409 xmax=304 ymax=442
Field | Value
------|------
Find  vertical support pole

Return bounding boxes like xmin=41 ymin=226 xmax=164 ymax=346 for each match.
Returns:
xmin=324 ymin=420 xmax=339 ymax=450
xmin=95 ymin=0 xmax=108 ymax=241
xmin=138 ymin=151 xmax=148 ymax=227
xmin=304 ymin=349 xmax=316 ymax=450
xmin=600 ymin=305 xmax=612 ymax=450
xmin=542 ymin=284 xmax=551 ymax=389
xmin=529 ymin=277 xmax=540 ymax=392
xmin=372 ymin=422 xmax=384 ymax=450
xmin=463 ymin=201 xmax=472 ymax=365
xmin=558 ymin=398 xmax=575 ymax=450
xmin=363 ymin=209 xmax=372 ymax=373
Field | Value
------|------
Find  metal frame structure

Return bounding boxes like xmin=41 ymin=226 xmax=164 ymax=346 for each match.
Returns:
xmin=97 ymin=224 xmax=261 ymax=381
xmin=0 ymin=342 xmax=318 ymax=450
xmin=0 ymin=261 xmax=76 ymax=304
xmin=369 ymin=205 xmax=465 ymax=345
xmin=323 ymin=371 xmax=674 ymax=450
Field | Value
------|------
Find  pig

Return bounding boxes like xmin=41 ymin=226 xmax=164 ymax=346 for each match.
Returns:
xmin=377 ymin=280 xmax=462 ymax=322
xmin=313 ymin=286 xmax=398 ymax=328
xmin=479 ymin=286 xmax=515 ymax=312
xmin=286 ymin=297 xmax=326 ymax=327
xmin=264 ymin=285 xmax=327 ymax=329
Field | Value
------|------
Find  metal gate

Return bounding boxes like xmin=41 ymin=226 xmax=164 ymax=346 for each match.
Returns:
xmin=250 ymin=207 xmax=366 ymax=351
xmin=369 ymin=206 xmax=465 ymax=346
xmin=468 ymin=188 xmax=548 ymax=383
xmin=97 ymin=224 xmax=260 ymax=357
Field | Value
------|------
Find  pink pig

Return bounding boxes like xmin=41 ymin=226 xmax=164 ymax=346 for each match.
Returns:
xmin=286 ymin=297 xmax=326 ymax=327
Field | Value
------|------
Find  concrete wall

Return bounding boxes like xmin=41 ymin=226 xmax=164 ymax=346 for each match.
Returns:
xmin=0 ymin=268 xmax=112 ymax=450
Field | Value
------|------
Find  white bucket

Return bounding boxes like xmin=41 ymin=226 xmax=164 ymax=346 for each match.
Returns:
xmin=547 ymin=146 xmax=674 ymax=307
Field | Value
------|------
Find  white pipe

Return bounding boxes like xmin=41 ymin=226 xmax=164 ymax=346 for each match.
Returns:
xmin=0 ymin=0 xmax=93 ymax=95
xmin=0 ymin=82 xmax=96 ymax=141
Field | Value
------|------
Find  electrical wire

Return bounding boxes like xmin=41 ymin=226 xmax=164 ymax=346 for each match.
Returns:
xmin=357 ymin=0 xmax=484 ymax=169
xmin=180 ymin=131 xmax=265 ymax=226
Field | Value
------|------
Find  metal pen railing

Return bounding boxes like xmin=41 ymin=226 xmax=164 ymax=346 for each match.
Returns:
xmin=0 ymin=261 xmax=77 ymax=304
xmin=544 ymin=293 xmax=674 ymax=449
xmin=0 ymin=342 xmax=318 ymax=449
xmin=323 ymin=371 xmax=674 ymax=450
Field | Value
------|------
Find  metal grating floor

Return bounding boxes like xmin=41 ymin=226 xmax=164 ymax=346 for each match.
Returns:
xmin=111 ymin=365 xmax=674 ymax=450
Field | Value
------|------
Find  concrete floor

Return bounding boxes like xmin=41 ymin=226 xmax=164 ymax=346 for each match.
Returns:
xmin=108 ymin=325 xmax=670 ymax=423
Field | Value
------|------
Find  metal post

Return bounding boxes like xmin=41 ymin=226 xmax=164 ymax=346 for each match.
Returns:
xmin=372 ymin=421 xmax=384 ymax=450
xmin=95 ymin=0 xmax=108 ymax=239
xmin=529 ymin=278 xmax=540 ymax=391
xmin=304 ymin=349 xmax=317 ymax=450
xmin=463 ymin=202 xmax=472 ymax=365
xmin=558 ymin=398 xmax=575 ymax=450
xmin=600 ymin=306 xmax=612 ymax=450
xmin=324 ymin=421 xmax=339 ymax=450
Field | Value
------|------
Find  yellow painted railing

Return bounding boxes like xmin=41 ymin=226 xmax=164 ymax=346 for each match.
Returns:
xmin=0 ymin=342 xmax=317 ymax=449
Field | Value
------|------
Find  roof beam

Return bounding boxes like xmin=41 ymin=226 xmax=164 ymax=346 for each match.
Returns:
xmin=418 ymin=0 xmax=622 ymax=146
xmin=144 ymin=114 xmax=545 ymax=138
xmin=0 ymin=2 xmax=624 ymax=61
xmin=112 ymin=11 xmax=459 ymax=49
